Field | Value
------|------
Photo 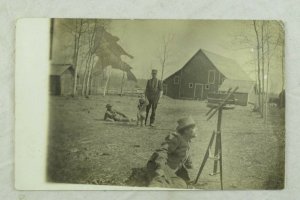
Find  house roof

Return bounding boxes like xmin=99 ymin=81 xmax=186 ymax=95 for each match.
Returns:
xmin=201 ymin=49 xmax=252 ymax=81
xmin=164 ymin=49 xmax=252 ymax=81
xmin=50 ymin=64 xmax=74 ymax=76
xmin=219 ymin=79 xmax=255 ymax=93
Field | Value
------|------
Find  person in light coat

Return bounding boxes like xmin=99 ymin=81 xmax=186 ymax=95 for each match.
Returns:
xmin=146 ymin=116 xmax=198 ymax=188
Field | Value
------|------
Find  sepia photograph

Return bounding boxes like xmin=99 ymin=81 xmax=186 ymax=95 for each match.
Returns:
xmin=46 ymin=19 xmax=285 ymax=190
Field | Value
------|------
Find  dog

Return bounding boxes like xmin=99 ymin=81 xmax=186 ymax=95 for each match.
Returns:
xmin=137 ymin=95 xmax=149 ymax=126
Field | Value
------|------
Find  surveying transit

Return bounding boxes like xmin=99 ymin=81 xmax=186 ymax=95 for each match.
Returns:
xmin=194 ymin=86 xmax=239 ymax=190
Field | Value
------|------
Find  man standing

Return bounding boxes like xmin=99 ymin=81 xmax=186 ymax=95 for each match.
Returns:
xmin=145 ymin=69 xmax=163 ymax=127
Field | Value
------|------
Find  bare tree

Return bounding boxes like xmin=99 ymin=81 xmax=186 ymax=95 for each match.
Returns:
xmin=255 ymin=21 xmax=282 ymax=119
xmin=264 ymin=22 xmax=275 ymax=122
xmin=79 ymin=20 xmax=111 ymax=97
xmin=229 ymin=21 xmax=283 ymax=119
xmin=258 ymin=21 xmax=282 ymax=122
xmin=277 ymin=21 xmax=285 ymax=106
xmin=264 ymin=24 xmax=273 ymax=123
xmin=59 ymin=19 xmax=90 ymax=97
xmin=81 ymin=20 xmax=99 ymax=97
xmin=58 ymin=19 xmax=133 ymax=97
xmin=71 ymin=20 xmax=86 ymax=96
xmin=86 ymin=56 xmax=99 ymax=95
xmin=253 ymin=20 xmax=263 ymax=117
xmin=103 ymin=65 xmax=112 ymax=96
xmin=261 ymin=22 xmax=266 ymax=118
xmin=159 ymin=34 xmax=174 ymax=82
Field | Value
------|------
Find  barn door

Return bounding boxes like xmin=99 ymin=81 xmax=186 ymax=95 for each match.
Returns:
xmin=194 ymin=83 xmax=204 ymax=100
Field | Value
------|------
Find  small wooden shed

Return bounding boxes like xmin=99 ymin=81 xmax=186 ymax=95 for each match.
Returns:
xmin=50 ymin=64 xmax=74 ymax=95
xmin=218 ymin=79 xmax=256 ymax=106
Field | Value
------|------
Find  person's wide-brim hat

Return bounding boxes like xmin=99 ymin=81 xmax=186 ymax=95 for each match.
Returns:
xmin=176 ymin=116 xmax=196 ymax=131
xmin=106 ymin=104 xmax=112 ymax=108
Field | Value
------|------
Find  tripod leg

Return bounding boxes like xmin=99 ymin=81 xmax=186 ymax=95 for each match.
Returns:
xmin=219 ymin=131 xmax=223 ymax=190
xmin=212 ymin=131 xmax=220 ymax=175
xmin=211 ymin=108 xmax=223 ymax=175
xmin=194 ymin=131 xmax=216 ymax=184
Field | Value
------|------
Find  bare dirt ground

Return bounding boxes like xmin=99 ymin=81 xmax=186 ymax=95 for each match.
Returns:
xmin=47 ymin=95 xmax=285 ymax=190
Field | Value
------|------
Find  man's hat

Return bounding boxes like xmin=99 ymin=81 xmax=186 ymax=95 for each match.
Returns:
xmin=176 ymin=116 xmax=196 ymax=132
xmin=106 ymin=104 xmax=112 ymax=108
xmin=152 ymin=69 xmax=158 ymax=74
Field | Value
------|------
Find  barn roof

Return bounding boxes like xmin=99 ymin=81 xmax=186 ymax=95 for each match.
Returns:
xmin=164 ymin=49 xmax=252 ymax=81
xmin=50 ymin=64 xmax=74 ymax=76
xmin=201 ymin=49 xmax=252 ymax=81
xmin=219 ymin=79 xmax=255 ymax=93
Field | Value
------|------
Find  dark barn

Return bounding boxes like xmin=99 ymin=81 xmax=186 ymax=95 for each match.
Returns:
xmin=50 ymin=64 xmax=74 ymax=96
xmin=163 ymin=49 xmax=252 ymax=101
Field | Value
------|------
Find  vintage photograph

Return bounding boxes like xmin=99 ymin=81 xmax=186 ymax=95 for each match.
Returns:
xmin=47 ymin=19 xmax=285 ymax=190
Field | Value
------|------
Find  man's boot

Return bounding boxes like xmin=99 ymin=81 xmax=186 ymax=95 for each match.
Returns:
xmin=150 ymin=118 xmax=155 ymax=127
xmin=145 ymin=113 xmax=149 ymax=126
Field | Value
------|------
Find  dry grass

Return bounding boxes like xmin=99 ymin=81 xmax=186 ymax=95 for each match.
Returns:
xmin=47 ymin=95 xmax=285 ymax=190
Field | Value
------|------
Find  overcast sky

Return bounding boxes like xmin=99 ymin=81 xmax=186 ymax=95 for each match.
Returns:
xmin=108 ymin=20 xmax=283 ymax=93
xmin=53 ymin=19 xmax=284 ymax=93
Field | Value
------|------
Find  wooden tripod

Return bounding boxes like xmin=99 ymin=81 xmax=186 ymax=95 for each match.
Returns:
xmin=194 ymin=87 xmax=238 ymax=190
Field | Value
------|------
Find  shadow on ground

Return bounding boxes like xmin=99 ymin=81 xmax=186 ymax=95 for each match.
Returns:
xmin=125 ymin=167 xmax=150 ymax=187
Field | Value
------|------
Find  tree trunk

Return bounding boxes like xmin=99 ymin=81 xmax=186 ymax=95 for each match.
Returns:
xmin=89 ymin=55 xmax=99 ymax=95
xmin=161 ymin=46 xmax=166 ymax=82
xmin=253 ymin=21 xmax=262 ymax=115
xmin=85 ymin=20 xmax=100 ymax=97
xmin=103 ymin=76 xmax=110 ymax=96
xmin=281 ymin=34 xmax=285 ymax=106
xmin=72 ymin=19 xmax=83 ymax=97
xmin=85 ymin=56 xmax=95 ymax=97
xmin=161 ymin=61 xmax=165 ymax=82
xmin=261 ymin=22 xmax=265 ymax=118
xmin=88 ymin=74 xmax=93 ymax=95
xmin=72 ymin=27 xmax=79 ymax=96
xmin=120 ymin=70 xmax=126 ymax=96
xmin=72 ymin=44 xmax=80 ymax=96
xmin=103 ymin=65 xmax=112 ymax=96
xmin=73 ymin=68 xmax=78 ymax=96
xmin=265 ymin=34 xmax=271 ymax=124
xmin=81 ymin=55 xmax=91 ymax=96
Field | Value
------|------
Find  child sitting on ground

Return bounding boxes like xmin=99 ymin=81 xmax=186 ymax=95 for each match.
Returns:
xmin=104 ymin=104 xmax=130 ymax=122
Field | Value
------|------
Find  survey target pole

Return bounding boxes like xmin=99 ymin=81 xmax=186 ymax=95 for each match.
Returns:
xmin=194 ymin=86 xmax=238 ymax=190
xmin=212 ymin=107 xmax=223 ymax=175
